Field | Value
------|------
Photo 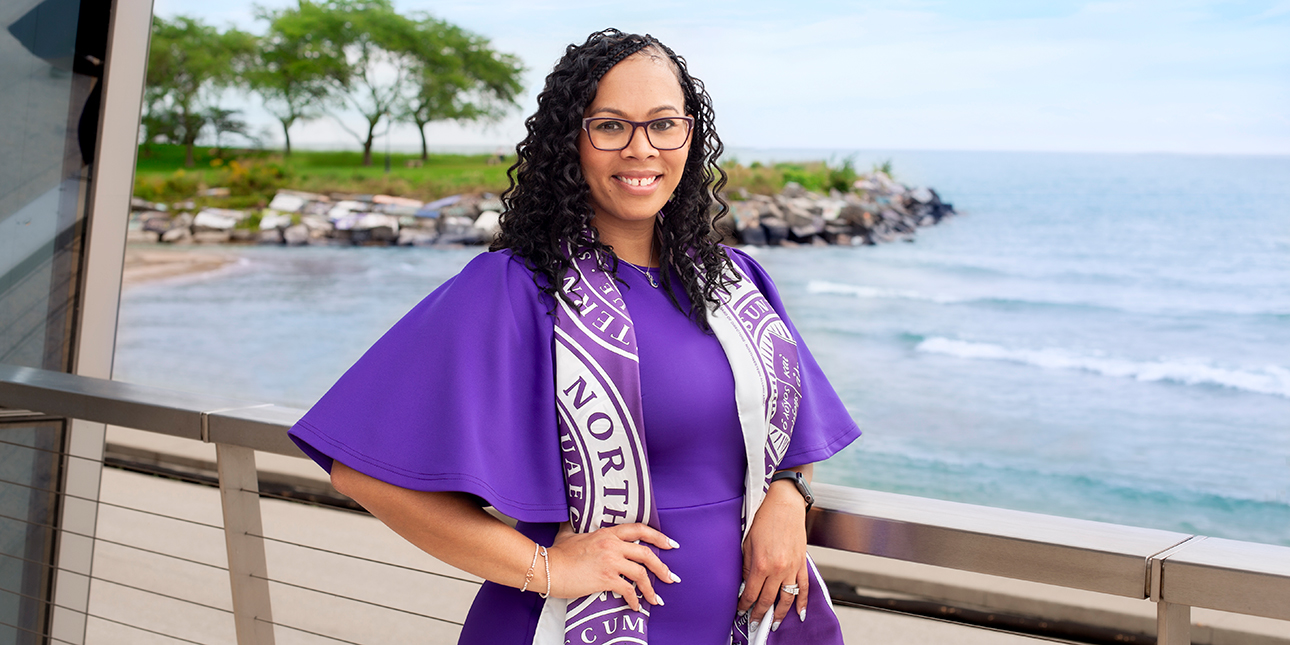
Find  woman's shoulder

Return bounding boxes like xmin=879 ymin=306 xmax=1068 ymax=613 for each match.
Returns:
xmin=457 ymin=248 xmax=537 ymax=283
xmin=441 ymin=249 xmax=547 ymax=304
xmin=389 ymin=249 xmax=553 ymax=341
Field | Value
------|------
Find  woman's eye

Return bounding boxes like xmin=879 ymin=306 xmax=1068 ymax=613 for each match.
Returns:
xmin=650 ymin=119 xmax=677 ymax=131
xmin=594 ymin=120 xmax=625 ymax=132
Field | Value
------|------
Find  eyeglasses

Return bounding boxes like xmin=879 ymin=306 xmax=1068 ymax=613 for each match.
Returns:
xmin=582 ymin=116 xmax=694 ymax=151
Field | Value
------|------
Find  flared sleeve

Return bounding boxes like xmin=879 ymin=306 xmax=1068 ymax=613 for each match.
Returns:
xmin=289 ymin=250 xmax=570 ymax=524
xmin=726 ymin=247 xmax=862 ymax=468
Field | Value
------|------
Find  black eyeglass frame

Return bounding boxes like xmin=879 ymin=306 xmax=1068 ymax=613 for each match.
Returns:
xmin=581 ymin=116 xmax=695 ymax=151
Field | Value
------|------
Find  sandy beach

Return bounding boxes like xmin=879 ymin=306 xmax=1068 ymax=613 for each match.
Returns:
xmin=122 ymin=245 xmax=240 ymax=288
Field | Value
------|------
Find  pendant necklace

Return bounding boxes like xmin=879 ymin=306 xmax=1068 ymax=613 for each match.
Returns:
xmin=624 ymin=243 xmax=660 ymax=288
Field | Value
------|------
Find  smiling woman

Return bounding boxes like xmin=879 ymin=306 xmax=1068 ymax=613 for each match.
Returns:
xmin=287 ymin=28 xmax=859 ymax=645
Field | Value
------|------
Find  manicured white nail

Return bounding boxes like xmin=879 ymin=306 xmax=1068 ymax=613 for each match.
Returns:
xmin=738 ymin=582 xmax=745 ymax=596
xmin=772 ymin=621 xmax=781 ymax=632
xmin=668 ymin=538 xmax=680 ymax=549
xmin=669 ymin=572 xmax=681 ymax=583
xmin=655 ymin=594 xmax=664 ymax=606
xmin=799 ymin=608 xmax=807 ymax=622
xmin=750 ymin=621 xmax=760 ymax=632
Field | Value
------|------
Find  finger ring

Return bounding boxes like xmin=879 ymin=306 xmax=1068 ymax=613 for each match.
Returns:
xmin=781 ymin=584 xmax=800 ymax=595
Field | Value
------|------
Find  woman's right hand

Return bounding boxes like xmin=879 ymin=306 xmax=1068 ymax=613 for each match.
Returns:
xmin=543 ymin=522 xmax=681 ymax=611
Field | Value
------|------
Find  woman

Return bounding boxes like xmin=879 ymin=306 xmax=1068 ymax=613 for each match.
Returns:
xmin=289 ymin=29 xmax=860 ymax=644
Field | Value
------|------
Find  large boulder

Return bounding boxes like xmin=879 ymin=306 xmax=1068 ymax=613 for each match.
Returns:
xmin=473 ymin=210 xmax=501 ymax=239
xmin=301 ymin=215 xmax=333 ymax=234
xmin=782 ymin=198 xmax=823 ymax=240
xmin=353 ymin=213 xmax=399 ymax=244
xmin=161 ymin=227 xmax=192 ymax=244
xmin=397 ymin=228 xmax=438 ymax=246
xmin=373 ymin=194 xmax=424 ymax=217
xmin=712 ymin=210 xmax=738 ymax=246
xmin=737 ymin=223 xmax=767 ymax=246
xmin=760 ymin=217 xmax=789 ymax=246
xmin=257 ymin=229 xmax=284 ymax=245
xmin=259 ymin=211 xmax=293 ymax=230
xmin=267 ymin=190 xmax=324 ymax=213
xmin=192 ymin=208 xmax=242 ymax=231
xmin=283 ymin=225 xmax=309 ymax=246
xmin=327 ymin=200 xmax=366 ymax=219
xmin=140 ymin=212 xmax=172 ymax=234
xmin=437 ymin=216 xmax=484 ymax=245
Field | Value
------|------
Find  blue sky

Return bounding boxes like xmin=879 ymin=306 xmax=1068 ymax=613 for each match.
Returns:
xmin=154 ymin=0 xmax=1290 ymax=155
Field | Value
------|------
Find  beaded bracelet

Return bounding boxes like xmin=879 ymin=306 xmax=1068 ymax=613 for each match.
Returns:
xmin=520 ymin=542 xmax=540 ymax=593
xmin=538 ymin=545 xmax=551 ymax=599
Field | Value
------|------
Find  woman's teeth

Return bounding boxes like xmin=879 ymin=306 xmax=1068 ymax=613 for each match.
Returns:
xmin=617 ymin=175 xmax=659 ymax=187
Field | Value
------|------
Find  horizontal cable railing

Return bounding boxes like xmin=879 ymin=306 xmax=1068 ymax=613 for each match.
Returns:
xmin=2 ymin=363 xmax=1288 ymax=645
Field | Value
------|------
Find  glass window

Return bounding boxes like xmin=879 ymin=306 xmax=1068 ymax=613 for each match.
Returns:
xmin=1 ymin=0 xmax=105 ymax=641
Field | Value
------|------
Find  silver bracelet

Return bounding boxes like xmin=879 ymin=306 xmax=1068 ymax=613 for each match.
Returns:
xmin=538 ymin=545 xmax=551 ymax=599
xmin=520 ymin=542 xmax=540 ymax=593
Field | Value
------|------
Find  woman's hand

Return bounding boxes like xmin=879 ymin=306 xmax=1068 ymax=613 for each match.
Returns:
xmin=544 ymin=522 xmax=681 ymax=612
xmin=737 ymin=468 xmax=812 ymax=633
xmin=331 ymin=462 xmax=680 ymax=612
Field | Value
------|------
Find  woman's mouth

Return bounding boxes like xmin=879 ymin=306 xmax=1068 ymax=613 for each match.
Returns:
xmin=615 ymin=174 xmax=661 ymax=188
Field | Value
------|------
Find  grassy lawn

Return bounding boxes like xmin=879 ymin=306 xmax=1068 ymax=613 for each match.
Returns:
xmin=132 ymin=144 xmax=867 ymax=210
xmin=133 ymin=144 xmax=512 ymax=208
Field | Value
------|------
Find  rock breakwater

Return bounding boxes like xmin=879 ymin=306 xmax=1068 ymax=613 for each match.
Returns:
xmin=127 ymin=171 xmax=954 ymax=248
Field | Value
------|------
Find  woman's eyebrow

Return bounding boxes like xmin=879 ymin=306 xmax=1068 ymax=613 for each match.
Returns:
xmin=588 ymin=105 xmax=682 ymax=117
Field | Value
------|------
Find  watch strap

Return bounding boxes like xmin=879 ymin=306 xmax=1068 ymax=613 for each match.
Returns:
xmin=769 ymin=470 xmax=814 ymax=513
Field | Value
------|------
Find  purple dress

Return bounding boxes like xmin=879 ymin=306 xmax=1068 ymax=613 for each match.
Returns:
xmin=290 ymin=248 xmax=860 ymax=644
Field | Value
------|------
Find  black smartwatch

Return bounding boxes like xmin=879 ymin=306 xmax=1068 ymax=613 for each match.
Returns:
xmin=770 ymin=470 xmax=814 ymax=513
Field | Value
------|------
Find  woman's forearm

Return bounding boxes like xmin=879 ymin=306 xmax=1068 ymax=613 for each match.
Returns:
xmin=330 ymin=460 xmax=542 ymax=591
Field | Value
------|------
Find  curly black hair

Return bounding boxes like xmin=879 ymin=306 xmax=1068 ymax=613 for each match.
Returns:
xmin=490 ymin=28 xmax=734 ymax=329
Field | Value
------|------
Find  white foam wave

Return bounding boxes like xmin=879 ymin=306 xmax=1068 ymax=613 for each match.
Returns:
xmin=916 ymin=337 xmax=1290 ymax=399
xmin=808 ymin=279 xmax=1290 ymax=317
xmin=807 ymin=280 xmax=965 ymax=304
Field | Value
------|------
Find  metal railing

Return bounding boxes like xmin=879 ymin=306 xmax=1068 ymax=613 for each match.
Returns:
xmin=2 ymin=363 xmax=1288 ymax=645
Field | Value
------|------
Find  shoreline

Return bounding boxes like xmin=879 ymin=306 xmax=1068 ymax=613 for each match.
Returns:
xmin=122 ymin=246 xmax=240 ymax=288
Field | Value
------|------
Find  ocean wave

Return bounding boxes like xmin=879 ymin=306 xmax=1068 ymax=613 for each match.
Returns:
xmin=807 ymin=280 xmax=967 ymax=303
xmin=807 ymin=279 xmax=1290 ymax=318
xmin=915 ymin=337 xmax=1290 ymax=399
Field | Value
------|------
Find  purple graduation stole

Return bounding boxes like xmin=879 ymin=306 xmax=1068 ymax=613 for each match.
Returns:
xmin=535 ymin=246 xmax=843 ymax=645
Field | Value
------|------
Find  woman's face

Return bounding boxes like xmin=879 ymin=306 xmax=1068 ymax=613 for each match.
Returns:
xmin=579 ymin=53 xmax=691 ymax=234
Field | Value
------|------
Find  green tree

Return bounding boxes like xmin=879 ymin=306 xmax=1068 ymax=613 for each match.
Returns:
xmin=204 ymin=107 xmax=252 ymax=155
xmin=246 ymin=1 xmax=349 ymax=156
xmin=146 ymin=16 xmax=255 ymax=167
xmin=317 ymin=0 xmax=420 ymax=166
xmin=400 ymin=18 xmax=523 ymax=160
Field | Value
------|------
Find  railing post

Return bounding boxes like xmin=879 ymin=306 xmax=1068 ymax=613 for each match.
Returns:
xmin=1156 ymin=601 xmax=1190 ymax=645
xmin=216 ymin=443 xmax=276 ymax=645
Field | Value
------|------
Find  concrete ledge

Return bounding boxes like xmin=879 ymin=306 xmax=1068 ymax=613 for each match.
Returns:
xmin=811 ymin=547 xmax=1290 ymax=645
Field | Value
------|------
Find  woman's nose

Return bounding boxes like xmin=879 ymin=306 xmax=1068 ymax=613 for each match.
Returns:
xmin=621 ymin=124 xmax=659 ymax=158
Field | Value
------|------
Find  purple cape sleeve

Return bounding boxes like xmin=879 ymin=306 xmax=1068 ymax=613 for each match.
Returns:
xmin=726 ymin=247 xmax=862 ymax=468
xmin=288 ymin=250 xmax=570 ymax=524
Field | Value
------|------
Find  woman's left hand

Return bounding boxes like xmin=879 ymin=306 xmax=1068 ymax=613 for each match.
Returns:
xmin=737 ymin=469 xmax=811 ymax=633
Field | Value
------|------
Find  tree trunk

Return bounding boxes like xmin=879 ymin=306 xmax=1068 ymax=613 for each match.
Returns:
xmin=280 ymin=118 xmax=294 ymax=156
xmin=181 ymin=106 xmax=198 ymax=167
xmin=362 ymin=117 xmax=378 ymax=166
xmin=417 ymin=121 xmax=429 ymax=160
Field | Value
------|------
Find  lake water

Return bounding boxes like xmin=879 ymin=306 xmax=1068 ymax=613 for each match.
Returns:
xmin=115 ymin=150 xmax=1290 ymax=546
